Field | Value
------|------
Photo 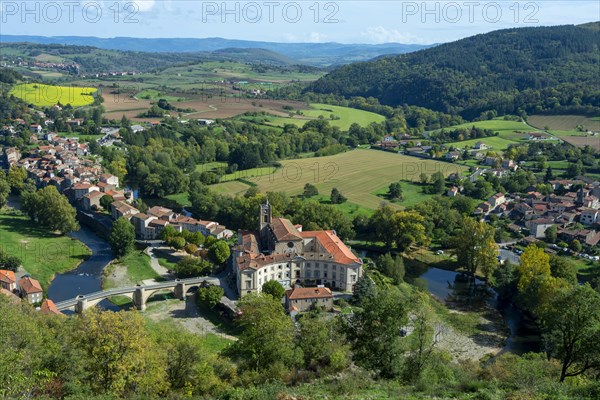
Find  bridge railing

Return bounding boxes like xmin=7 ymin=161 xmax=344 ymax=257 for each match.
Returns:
xmin=54 ymin=277 xmax=217 ymax=310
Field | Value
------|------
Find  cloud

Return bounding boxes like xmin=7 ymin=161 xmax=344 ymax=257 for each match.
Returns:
xmin=131 ymin=0 xmax=156 ymax=13
xmin=361 ymin=26 xmax=425 ymax=44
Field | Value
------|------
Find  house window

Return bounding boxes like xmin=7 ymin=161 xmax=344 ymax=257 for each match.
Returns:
xmin=332 ymin=265 xmax=337 ymax=270
xmin=315 ymin=270 xmax=320 ymax=278
xmin=295 ymin=271 xmax=300 ymax=278
xmin=351 ymin=275 xmax=357 ymax=282
xmin=306 ymin=270 xmax=312 ymax=278
xmin=287 ymin=242 xmax=294 ymax=248
xmin=306 ymin=262 xmax=312 ymax=268
xmin=332 ymin=272 xmax=336 ymax=279
xmin=324 ymin=271 xmax=328 ymax=278
xmin=285 ymin=272 xmax=290 ymax=278
xmin=245 ymin=281 xmax=252 ymax=289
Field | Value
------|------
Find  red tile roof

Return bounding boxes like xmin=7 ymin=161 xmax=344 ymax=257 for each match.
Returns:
xmin=0 ymin=270 xmax=16 ymax=284
xmin=18 ymin=277 xmax=43 ymax=294
xmin=286 ymin=287 xmax=333 ymax=300
xmin=300 ymin=230 xmax=361 ymax=264
xmin=40 ymin=299 xmax=61 ymax=315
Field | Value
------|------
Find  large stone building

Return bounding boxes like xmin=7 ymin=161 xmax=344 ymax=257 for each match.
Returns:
xmin=234 ymin=202 xmax=363 ymax=296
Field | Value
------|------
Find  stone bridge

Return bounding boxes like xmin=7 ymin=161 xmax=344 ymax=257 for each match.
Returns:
xmin=54 ymin=277 xmax=220 ymax=314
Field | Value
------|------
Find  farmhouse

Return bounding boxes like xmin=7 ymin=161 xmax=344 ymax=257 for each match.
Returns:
xmin=234 ymin=202 xmax=363 ymax=296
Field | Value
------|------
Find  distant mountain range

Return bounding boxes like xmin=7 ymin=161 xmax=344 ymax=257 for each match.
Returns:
xmin=0 ymin=35 xmax=432 ymax=67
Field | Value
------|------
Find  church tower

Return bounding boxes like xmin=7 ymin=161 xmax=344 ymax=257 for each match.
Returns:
xmin=259 ymin=200 xmax=272 ymax=231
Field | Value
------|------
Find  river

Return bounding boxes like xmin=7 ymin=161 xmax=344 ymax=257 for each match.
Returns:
xmin=7 ymin=196 xmax=118 ymax=310
xmin=416 ymin=267 xmax=542 ymax=354
xmin=359 ymin=248 xmax=542 ymax=355
xmin=46 ymin=225 xmax=118 ymax=310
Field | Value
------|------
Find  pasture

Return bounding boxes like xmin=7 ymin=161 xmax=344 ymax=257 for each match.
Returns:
xmin=433 ymin=118 xmax=539 ymax=140
xmin=213 ymin=149 xmax=466 ymax=210
xmin=528 ymin=115 xmax=600 ymax=131
xmin=9 ymin=83 xmax=96 ymax=107
xmin=266 ymin=103 xmax=386 ymax=130
xmin=446 ymin=136 xmax=521 ymax=152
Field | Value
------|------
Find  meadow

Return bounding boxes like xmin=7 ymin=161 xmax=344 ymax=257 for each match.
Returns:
xmin=9 ymin=83 xmax=96 ymax=107
xmin=0 ymin=212 xmax=91 ymax=289
xmin=211 ymin=149 xmax=467 ymax=210
xmin=265 ymin=103 xmax=386 ymax=130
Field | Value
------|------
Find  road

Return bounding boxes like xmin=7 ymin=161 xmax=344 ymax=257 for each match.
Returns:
xmin=499 ymin=249 xmax=520 ymax=265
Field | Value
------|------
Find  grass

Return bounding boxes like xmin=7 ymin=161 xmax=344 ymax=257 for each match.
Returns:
xmin=153 ymin=249 xmax=179 ymax=271
xmin=9 ymin=83 xmax=96 ymax=107
xmin=447 ymin=136 xmax=523 ymax=152
xmin=135 ymin=89 xmax=185 ymax=102
xmin=220 ymin=166 xmax=276 ymax=182
xmin=194 ymin=161 xmax=228 ymax=173
xmin=212 ymin=149 xmax=467 ymax=210
xmin=266 ymin=103 xmax=386 ymax=130
xmin=0 ymin=212 xmax=91 ymax=289
xmin=372 ymin=181 xmax=435 ymax=208
xmin=114 ymin=248 xmax=158 ymax=284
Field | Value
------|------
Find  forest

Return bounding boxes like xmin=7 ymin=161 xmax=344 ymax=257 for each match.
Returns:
xmin=309 ymin=23 xmax=600 ymax=119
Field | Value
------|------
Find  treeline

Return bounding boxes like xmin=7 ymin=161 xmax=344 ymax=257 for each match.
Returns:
xmin=309 ymin=24 xmax=600 ymax=119
xmin=431 ymin=126 xmax=496 ymax=142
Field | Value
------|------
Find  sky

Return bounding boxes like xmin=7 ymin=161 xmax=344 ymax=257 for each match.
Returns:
xmin=0 ymin=1 xmax=598 ymax=44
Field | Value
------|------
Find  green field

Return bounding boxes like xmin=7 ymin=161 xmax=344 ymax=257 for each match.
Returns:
xmin=135 ymin=89 xmax=186 ymax=102
xmin=447 ymin=135 xmax=522 ymax=152
xmin=212 ymin=149 xmax=467 ymax=210
xmin=266 ymin=103 xmax=386 ymax=130
xmin=9 ymin=83 xmax=97 ymax=107
xmin=0 ymin=213 xmax=91 ymax=289
xmin=372 ymin=181 xmax=435 ymax=208
xmin=435 ymin=118 xmax=538 ymax=139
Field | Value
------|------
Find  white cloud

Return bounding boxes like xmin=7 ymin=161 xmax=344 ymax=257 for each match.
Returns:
xmin=131 ymin=0 xmax=156 ymax=13
xmin=361 ymin=26 xmax=425 ymax=44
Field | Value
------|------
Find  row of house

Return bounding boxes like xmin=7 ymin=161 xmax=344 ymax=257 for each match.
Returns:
xmin=0 ymin=270 xmax=43 ymax=304
xmin=109 ymin=202 xmax=233 ymax=240
xmin=474 ymin=181 xmax=600 ymax=247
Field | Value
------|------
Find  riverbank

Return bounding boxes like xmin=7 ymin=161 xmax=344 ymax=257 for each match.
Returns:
xmin=0 ymin=210 xmax=91 ymax=289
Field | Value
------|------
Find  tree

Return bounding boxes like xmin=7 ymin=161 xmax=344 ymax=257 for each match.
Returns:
xmin=197 ymin=285 xmax=224 ymax=309
xmin=109 ymin=217 xmax=135 ymax=258
xmin=429 ymin=171 xmax=445 ymax=194
xmin=174 ymin=257 xmax=212 ymax=278
xmin=566 ymin=161 xmax=583 ymax=178
xmin=298 ymin=312 xmax=350 ymax=371
xmin=545 ymin=166 xmax=555 ymax=182
xmin=233 ymin=294 xmax=301 ymax=373
xmin=388 ymin=182 xmax=403 ymax=200
xmin=570 ymin=239 xmax=582 ymax=253
xmin=403 ymin=292 xmax=438 ymax=381
xmin=184 ymin=243 xmax=198 ymax=255
xmin=207 ymin=241 xmax=230 ymax=264
xmin=370 ymin=205 xmax=428 ymax=250
xmin=344 ymin=289 xmax=408 ymax=378
xmin=303 ymin=183 xmax=319 ymax=198
xmin=517 ymin=245 xmax=567 ymax=314
xmin=21 ymin=186 xmax=79 ymax=234
xmin=170 ymin=236 xmax=186 ymax=250
xmin=100 ymin=194 xmax=114 ymax=210
xmin=542 ymin=284 xmax=600 ymax=382
xmin=330 ymin=187 xmax=347 ymax=204
xmin=377 ymin=253 xmax=405 ymax=284
xmin=549 ymin=256 xmax=578 ymax=285
xmin=353 ymin=273 xmax=377 ymax=305
xmin=0 ymin=178 xmax=9 ymax=209
xmin=544 ymin=225 xmax=558 ymax=243
xmin=453 ymin=216 xmax=498 ymax=278
xmin=7 ymin=165 xmax=27 ymax=194
xmin=262 ymin=280 xmax=285 ymax=300
xmin=73 ymin=308 xmax=167 ymax=396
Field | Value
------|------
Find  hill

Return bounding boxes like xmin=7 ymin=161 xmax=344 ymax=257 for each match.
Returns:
xmin=0 ymin=35 xmax=431 ymax=67
xmin=309 ymin=23 xmax=600 ymax=119
xmin=0 ymin=42 xmax=316 ymax=72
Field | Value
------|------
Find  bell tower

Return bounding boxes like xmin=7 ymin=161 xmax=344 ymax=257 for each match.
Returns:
xmin=259 ymin=200 xmax=272 ymax=231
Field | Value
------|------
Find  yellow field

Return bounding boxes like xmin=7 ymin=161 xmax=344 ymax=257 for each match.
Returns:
xmin=10 ymin=83 xmax=97 ymax=107
xmin=216 ymin=149 xmax=467 ymax=209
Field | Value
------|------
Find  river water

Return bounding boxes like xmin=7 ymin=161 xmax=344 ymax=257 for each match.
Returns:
xmin=416 ymin=267 xmax=542 ymax=354
xmin=8 ymin=196 xmax=118 ymax=310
